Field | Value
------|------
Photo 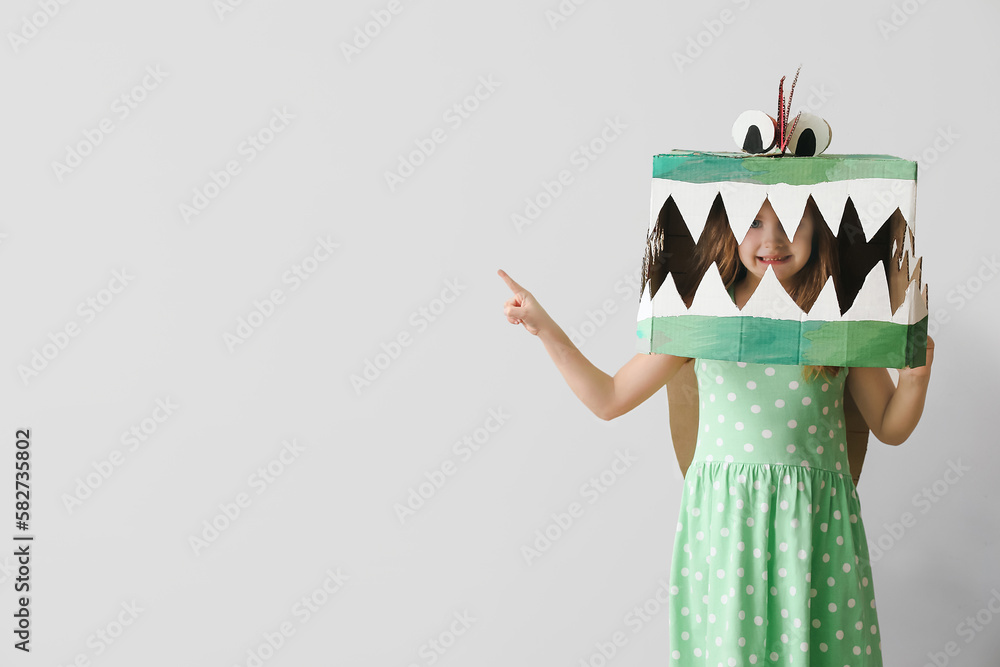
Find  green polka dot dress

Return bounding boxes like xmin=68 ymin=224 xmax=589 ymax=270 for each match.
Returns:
xmin=669 ymin=358 xmax=883 ymax=666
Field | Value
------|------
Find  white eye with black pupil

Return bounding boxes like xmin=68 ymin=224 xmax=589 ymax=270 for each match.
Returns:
xmin=787 ymin=112 xmax=832 ymax=156
xmin=732 ymin=110 xmax=777 ymax=154
xmin=749 ymin=220 xmax=761 ymax=228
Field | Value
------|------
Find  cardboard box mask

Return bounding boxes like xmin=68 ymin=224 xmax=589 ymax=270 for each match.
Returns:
xmin=638 ymin=70 xmax=923 ymax=484
xmin=635 ymin=150 xmax=928 ymax=368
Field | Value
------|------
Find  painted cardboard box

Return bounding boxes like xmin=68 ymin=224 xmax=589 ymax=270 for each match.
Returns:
xmin=635 ymin=150 xmax=928 ymax=369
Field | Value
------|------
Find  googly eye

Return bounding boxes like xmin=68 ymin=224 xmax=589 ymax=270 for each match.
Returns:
xmin=786 ymin=112 xmax=832 ymax=156
xmin=732 ymin=110 xmax=777 ymax=154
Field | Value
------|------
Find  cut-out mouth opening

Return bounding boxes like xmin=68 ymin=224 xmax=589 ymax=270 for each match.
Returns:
xmin=640 ymin=192 xmax=922 ymax=318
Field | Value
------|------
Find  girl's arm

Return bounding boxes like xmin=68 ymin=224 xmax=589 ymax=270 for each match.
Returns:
xmin=500 ymin=269 xmax=690 ymax=420
xmin=538 ymin=324 xmax=691 ymax=420
xmin=846 ymin=336 xmax=935 ymax=446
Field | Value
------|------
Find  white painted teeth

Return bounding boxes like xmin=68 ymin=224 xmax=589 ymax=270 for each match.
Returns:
xmin=891 ymin=277 xmax=929 ymax=324
xmin=741 ymin=266 xmax=800 ymax=320
xmin=843 ymin=262 xmax=892 ymax=321
xmin=650 ymin=273 xmax=687 ymax=318
xmin=763 ymin=183 xmax=811 ymax=238
xmin=720 ymin=187 xmax=768 ymax=244
xmin=687 ymin=263 xmax=740 ymax=317
xmin=802 ymin=275 xmax=840 ymax=321
xmin=644 ymin=177 xmax=925 ymax=326
xmin=651 ymin=179 xmax=916 ymax=244
xmin=846 ymin=179 xmax=916 ymax=242
xmin=640 ymin=178 xmax=927 ymax=324
xmin=807 ymin=181 xmax=848 ymax=233
xmin=648 ymin=179 xmax=707 ymax=241
xmin=644 ymin=255 xmax=927 ymax=325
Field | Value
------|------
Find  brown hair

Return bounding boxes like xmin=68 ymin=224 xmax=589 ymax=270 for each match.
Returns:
xmin=642 ymin=194 xmax=843 ymax=382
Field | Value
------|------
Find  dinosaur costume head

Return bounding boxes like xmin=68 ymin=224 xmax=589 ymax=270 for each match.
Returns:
xmin=636 ymin=70 xmax=928 ymax=369
xmin=642 ymin=68 xmax=929 ymax=484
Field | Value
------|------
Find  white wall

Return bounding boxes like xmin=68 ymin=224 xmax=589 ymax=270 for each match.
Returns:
xmin=0 ymin=0 xmax=994 ymax=665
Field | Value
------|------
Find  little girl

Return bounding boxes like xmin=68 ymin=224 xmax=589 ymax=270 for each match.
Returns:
xmin=498 ymin=196 xmax=934 ymax=666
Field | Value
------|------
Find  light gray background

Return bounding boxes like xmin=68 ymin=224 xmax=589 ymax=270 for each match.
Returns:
xmin=1 ymin=0 xmax=997 ymax=665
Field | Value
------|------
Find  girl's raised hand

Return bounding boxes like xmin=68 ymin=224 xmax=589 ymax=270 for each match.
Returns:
xmin=899 ymin=335 xmax=935 ymax=380
xmin=498 ymin=269 xmax=554 ymax=337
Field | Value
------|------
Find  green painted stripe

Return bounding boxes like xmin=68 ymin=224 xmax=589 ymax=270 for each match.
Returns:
xmin=652 ymin=151 xmax=917 ymax=185
xmin=636 ymin=314 xmax=928 ymax=368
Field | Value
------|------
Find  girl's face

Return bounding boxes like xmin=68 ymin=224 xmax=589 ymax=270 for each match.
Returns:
xmin=737 ymin=199 xmax=814 ymax=286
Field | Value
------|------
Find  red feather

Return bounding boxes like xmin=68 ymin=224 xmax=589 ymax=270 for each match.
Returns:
xmin=776 ymin=65 xmax=803 ymax=154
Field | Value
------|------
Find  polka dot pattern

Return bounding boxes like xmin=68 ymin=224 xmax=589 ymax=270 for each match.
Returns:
xmin=669 ymin=359 xmax=881 ymax=666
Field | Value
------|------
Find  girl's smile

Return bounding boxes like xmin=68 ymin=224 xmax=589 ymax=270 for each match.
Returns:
xmin=737 ymin=198 xmax=815 ymax=293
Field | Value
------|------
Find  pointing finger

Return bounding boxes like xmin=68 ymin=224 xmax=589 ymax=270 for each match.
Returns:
xmin=497 ymin=268 xmax=526 ymax=295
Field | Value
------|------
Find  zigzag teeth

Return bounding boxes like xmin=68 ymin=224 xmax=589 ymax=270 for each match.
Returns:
xmin=666 ymin=182 xmax=719 ymax=242
xmin=802 ymin=275 xmax=841 ymax=321
xmin=891 ymin=277 xmax=929 ymax=324
xmin=846 ymin=179 xmax=917 ymax=242
xmin=720 ymin=187 xmax=768 ymax=244
xmin=765 ymin=184 xmax=812 ymax=238
xmin=807 ymin=181 xmax=847 ymax=236
xmin=847 ymin=181 xmax=889 ymax=243
xmin=645 ymin=176 xmax=925 ymax=326
xmin=741 ymin=265 xmax=801 ymax=320
xmin=844 ymin=261 xmax=893 ymax=321
xmin=644 ymin=262 xmax=927 ymax=324
xmin=651 ymin=272 xmax=688 ymax=317
xmin=686 ymin=263 xmax=741 ymax=316
xmin=653 ymin=178 xmax=917 ymax=244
